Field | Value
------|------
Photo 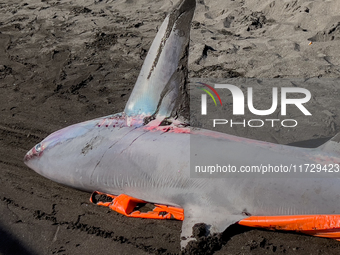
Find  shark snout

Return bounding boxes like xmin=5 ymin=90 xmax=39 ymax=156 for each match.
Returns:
xmin=24 ymin=121 xmax=94 ymax=165
xmin=24 ymin=143 xmax=44 ymax=163
xmin=24 ymin=150 xmax=32 ymax=162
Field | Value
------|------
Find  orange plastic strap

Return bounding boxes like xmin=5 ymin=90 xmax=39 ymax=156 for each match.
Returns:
xmin=90 ymin=191 xmax=184 ymax=220
xmin=239 ymin=215 xmax=340 ymax=240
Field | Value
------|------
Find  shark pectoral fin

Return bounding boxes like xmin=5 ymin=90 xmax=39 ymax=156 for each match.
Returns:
xmin=90 ymin=191 xmax=184 ymax=220
xmin=180 ymin=205 xmax=246 ymax=249
xmin=239 ymin=215 xmax=340 ymax=240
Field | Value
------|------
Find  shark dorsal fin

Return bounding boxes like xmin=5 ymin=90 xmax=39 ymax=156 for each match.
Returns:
xmin=124 ymin=0 xmax=195 ymax=121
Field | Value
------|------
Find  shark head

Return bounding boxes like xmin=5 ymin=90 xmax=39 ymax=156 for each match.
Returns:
xmin=24 ymin=119 xmax=99 ymax=189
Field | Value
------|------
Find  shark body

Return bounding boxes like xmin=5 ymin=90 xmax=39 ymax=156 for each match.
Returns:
xmin=24 ymin=0 xmax=340 ymax=248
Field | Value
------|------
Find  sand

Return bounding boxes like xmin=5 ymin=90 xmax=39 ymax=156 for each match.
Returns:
xmin=1 ymin=0 xmax=340 ymax=254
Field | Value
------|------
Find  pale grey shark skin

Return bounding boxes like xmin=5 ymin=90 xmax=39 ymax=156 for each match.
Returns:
xmin=24 ymin=0 xmax=340 ymax=249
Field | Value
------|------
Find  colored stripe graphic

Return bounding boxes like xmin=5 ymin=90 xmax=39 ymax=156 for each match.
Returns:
xmin=198 ymin=82 xmax=223 ymax=106
xmin=198 ymin=88 xmax=217 ymax=106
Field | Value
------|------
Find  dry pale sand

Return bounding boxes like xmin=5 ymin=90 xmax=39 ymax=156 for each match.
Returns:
xmin=1 ymin=0 xmax=340 ymax=254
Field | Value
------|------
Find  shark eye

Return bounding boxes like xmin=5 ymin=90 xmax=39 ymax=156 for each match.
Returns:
xmin=35 ymin=143 xmax=42 ymax=153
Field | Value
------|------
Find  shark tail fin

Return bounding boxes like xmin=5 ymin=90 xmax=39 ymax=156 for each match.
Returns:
xmin=124 ymin=0 xmax=195 ymax=121
xmin=319 ymin=133 xmax=340 ymax=154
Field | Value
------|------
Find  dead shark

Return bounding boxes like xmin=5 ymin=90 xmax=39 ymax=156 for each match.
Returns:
xmin=24 ymin=0 xmax=340 ymax=249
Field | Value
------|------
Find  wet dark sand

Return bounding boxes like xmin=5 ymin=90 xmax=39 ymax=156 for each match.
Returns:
xmin=1 ymin=0 xmax=340 ymax=254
